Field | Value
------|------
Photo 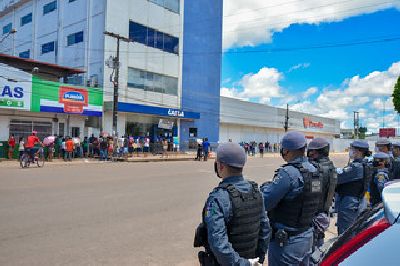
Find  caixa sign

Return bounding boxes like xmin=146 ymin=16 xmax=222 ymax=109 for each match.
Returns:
xmin=303 ymin=117 xmax=324 ymax=129
xmin=0 ymin=78 xmax=31 ymax=110
xmin=168 ymin=109 xmax=185 ymax=117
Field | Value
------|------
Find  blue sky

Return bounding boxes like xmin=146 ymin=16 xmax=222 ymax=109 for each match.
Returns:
xmin=221 ymin=1 xmax=400 ymax=131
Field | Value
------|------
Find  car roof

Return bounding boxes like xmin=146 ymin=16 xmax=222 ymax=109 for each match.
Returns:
xmin=382 ymin=181 xmax=400 ymax=224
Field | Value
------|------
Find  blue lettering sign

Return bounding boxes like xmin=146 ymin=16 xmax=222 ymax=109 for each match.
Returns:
xmin=1 ymin=86 xmax=12 ymax=97
xmin=1 ymin=86 xmax=25 ymax=98
xmin=13 ymin=87 xmax=24 ymax=98
xmin=63 ymin=91 xmax=85 ymax=102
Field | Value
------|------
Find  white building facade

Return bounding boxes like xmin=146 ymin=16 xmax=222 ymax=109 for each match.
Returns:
xmin=220 ymin=97 xmax=341 ymax=146
xmin=0 ymin=0 xmax=223 ymax=146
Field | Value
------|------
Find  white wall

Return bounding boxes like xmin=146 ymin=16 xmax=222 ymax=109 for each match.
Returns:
xmin=0 ymin=115 xmax=10 ymax=141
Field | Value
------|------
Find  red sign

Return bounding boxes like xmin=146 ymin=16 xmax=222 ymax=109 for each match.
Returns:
xmin=303 ymin=117 xmax=324 ymax=129
xmin=379 ymin=128 xmax=396 ymax=138
xmin=59 ymin=87 xmax=88 ymax=114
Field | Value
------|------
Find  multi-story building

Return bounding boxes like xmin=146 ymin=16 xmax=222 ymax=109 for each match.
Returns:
xmin=0 ymin=0 xmax=223 ymax=149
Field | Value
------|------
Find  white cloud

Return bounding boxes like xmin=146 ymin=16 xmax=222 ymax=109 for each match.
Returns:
xmin=221 ymin=62 xmax=400 ymax=131
xmin=221 ymin=67 xmax=284 ymax=103
xmin=223 ymin=0 xmax=400 ymax=49
xmin=288 ymin=63 xmax=311 ymax=72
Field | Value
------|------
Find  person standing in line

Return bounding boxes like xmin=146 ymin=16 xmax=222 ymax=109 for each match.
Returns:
xmin=259 ymin=142 xmax=264 ymax=158
xmin=203 ymin=138 xmax=210 ymax=161
xmin=83 ymin=137 xmax=89 ymax=158
xmin=18 ymin=137 xmax=25 ymax=159
xmin=88 ymin=134 xmax=95 ymax=157
xmin=369 ymin=152 xmax=391 ymax=206
xmin=99 ymin=137 xmax=108 ymax=161
xmin=65 ymin=137 xmax=74 ymax=162
xmin=392 ymin=142 xmax=400 ymax=179
xmin=48 ymin=142 xmax=54 ymax=162
xmin=8 ymin=134 xmax=16 ymax=159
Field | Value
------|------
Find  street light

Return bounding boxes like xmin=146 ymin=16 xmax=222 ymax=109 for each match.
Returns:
xmin=0 ymin=28 xmax=17 ymax=44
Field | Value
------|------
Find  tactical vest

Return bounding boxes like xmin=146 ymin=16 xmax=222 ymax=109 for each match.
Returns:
xmin=393 ymin=158 xmax=400 ymax=180
xmin=269 ymin=162 xmax=323 ymax=229
xmin=315 ymin=158 xmax=337 ymax=213
xmin=208 ymin=181 xmax=263 ymax=259
xmin=337 ymin=161 xmax=371 ymax=199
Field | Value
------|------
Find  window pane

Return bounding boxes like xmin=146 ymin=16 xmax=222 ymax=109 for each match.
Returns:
xmin=3 ymin=23 xmax=12 ymax=34
xmin=163 ymin=34 xmax=179 ymax=54
xmin=20 ymin=13 xmax=32 ymax=27
xmin=43 ymin=1 xmax=57 ymax=15
xmin=75 ymin=31 xmax=83 ymax=43
xmin=144 ymin=72 xmax=154 ymax=91
xmin=153 ymin=73 xmax=164 ymax=93
xmin=42 ymin=41 xmax=55 ymax=54
xmin=129 ymin=21 xmax=147 ymax=44
xmin=164 ymin=76 xmax=178 ymax=96
xmin=155 ymin=31 xmax=164 ymax=50
xmin=19 ymin=50 xmax=30 ymax=58
xmin=127 ymin=68 xmax=145 ymax=89
xmin=146 ymin=28 xmax=155 ymax=48
xmin=164 ymin=0 xmax=180 ymax=13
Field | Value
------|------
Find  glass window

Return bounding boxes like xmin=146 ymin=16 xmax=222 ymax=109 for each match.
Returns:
xmin=144 ymin=72 xmax=154 ymax=91
xmin=127 ymin=68 xmax=145 ymax=89
xmin=164 ymin=0 xmax=180 ymax=13
xmin=67 ymin=31 xmax=84 ymax=46
xmin=164 ymin=76 xmax=178 ymax=96
xmin=163 ymin=34 xmax=179 ymax=54
xmin=129 ymin=21 xmax=147 ymax=44
xmin=3 ymin=23 xmax=12 ymax=34
xmin=19 ymin=50 xmax=30 ymax=58
xmin=155 ymin=31 xmax=164 ymax=50
xmin=41 ymin=41 xmax=55 ymax=54
xmin=153 ymin=73 xmax=164 ymax=93
xmin=69 ymin=0 xmax=77 ymax=2
xmin=146 ymin=28 xmax=155 ymax=48
xmin=20 ymin=13 xmax=32 ymax=27
xmin=43 ymin=1 xmax=57 ymax=15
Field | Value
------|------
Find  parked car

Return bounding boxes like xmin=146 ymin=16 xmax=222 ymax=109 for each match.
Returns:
xmin=312 ymin=181 xmax=400 ymax=265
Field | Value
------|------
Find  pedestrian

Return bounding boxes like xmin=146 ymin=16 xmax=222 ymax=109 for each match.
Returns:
xmin=8 ymin=134 xmax=16 ymax=159
xmin=369 ymin=152 xmax=390 ymax=206
xmin=194 ymin=142 xmax=270 ymax=265
xmin=65 ymin=137 xmax=74 ymax=162
xmin=251 ymin=141 xmax=256 ymax=156
xmin=57 ymin=136 xmax=63 ymax=159
xmin=144 ymin=137 xmax=150 ymax=157
xmin=108 ymin=137 xmax=114 ymax=160
xmin=128 ymin=137 xmax=134 ymax=157
xmin=99 ymin=137 xmax=108 ymax=161
xmin=266 ymin=141 xmax=270 ymax=152
xmin=261 ymin=131 xmax=323 ymax=266
xmin=83 ymin=137 xmax=89 ymax=158
xmin=307 ymin=138 xmax=337 ymax=250
xmin=162 ymin=139 xmax=168 ymax=158
xmin=89 ymin=134 xmax=95 ymax=157
xmin=48 ymin=142 xmax=54 ymax=162
xmin=61 ymin=138 xmax=66 ymax=159
xmin=203 ymin=138 xmax=210 ymax=161
xmin=392 ymin=142 xmax=400 ymax=179
xmin=93 ymin=137 xmax=99 ymax=157
xmin=336 ymin=140 xmax=371 ymax=235
xmin=259 ymin=142 xmax=264 ymax=158
xmin=196 ymin=140 xmax=203 ymax=161
xmin=18 ymin=137 xmax=25 ymax=159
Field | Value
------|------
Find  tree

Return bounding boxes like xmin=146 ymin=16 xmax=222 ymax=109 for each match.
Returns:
xmin=392 ymin=76 xmax=400 ymax=113
xmin=359 ymin=127 xmax=367 ymax=139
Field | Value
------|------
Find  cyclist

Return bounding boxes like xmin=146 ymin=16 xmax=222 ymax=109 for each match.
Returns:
xmin=25 ymin=131 xmax=42 ymax=162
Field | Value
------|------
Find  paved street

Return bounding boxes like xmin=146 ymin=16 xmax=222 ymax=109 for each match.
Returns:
xmin=0 ymin=154 xmax=348 ymax=266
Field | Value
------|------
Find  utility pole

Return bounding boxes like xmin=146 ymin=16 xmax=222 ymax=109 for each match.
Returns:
xmin=284 ymin=104 xmax=289 ymax=132
xmin=353 ymin=111 xmax=359 ymax=139
xmin=104 ymin=31 xmax=130 ymax=137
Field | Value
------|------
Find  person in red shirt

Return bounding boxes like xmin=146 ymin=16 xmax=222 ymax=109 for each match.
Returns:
xmin=25 ymin=131 xmax=41 ymax=161
xmin=8 ymin=134 xmax=16 ymax=159
xmin=65 ymin=137 xmax=75 ymax=162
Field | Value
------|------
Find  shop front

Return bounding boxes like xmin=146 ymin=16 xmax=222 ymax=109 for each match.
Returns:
xmin=105 ymin=102 xmax=200 ymax=150
xmin=0 ymin=70 xmax=103 ymax=142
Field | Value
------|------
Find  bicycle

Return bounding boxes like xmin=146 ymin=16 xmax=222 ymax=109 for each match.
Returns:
xmin=20 ymin=147 xmax=45 ymax=168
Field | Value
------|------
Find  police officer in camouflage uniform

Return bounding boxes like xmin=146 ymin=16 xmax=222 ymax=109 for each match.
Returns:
xmin=307 ymin=138 xmax=337 ymax=249
xmin=336 ymin=140 xmax=371 ymax=235
xmin=369 ymin=152 xmax=391 ymax=206
xmin=391 ymin=142 xmax=400 ymax=179
xmin=261 ymin=131 xmax=323 ymax=266
xmin=194 ymin=142 xmax=270 ymax=266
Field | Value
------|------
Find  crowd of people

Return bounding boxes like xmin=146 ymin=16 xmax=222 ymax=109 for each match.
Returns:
xmin=7 ymin=133 xmax=177 ymax=162
xmin=239 ymin=141 xmax=281 ymax=157
xmin=194 ymin=132 xmax=398 ymax=266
